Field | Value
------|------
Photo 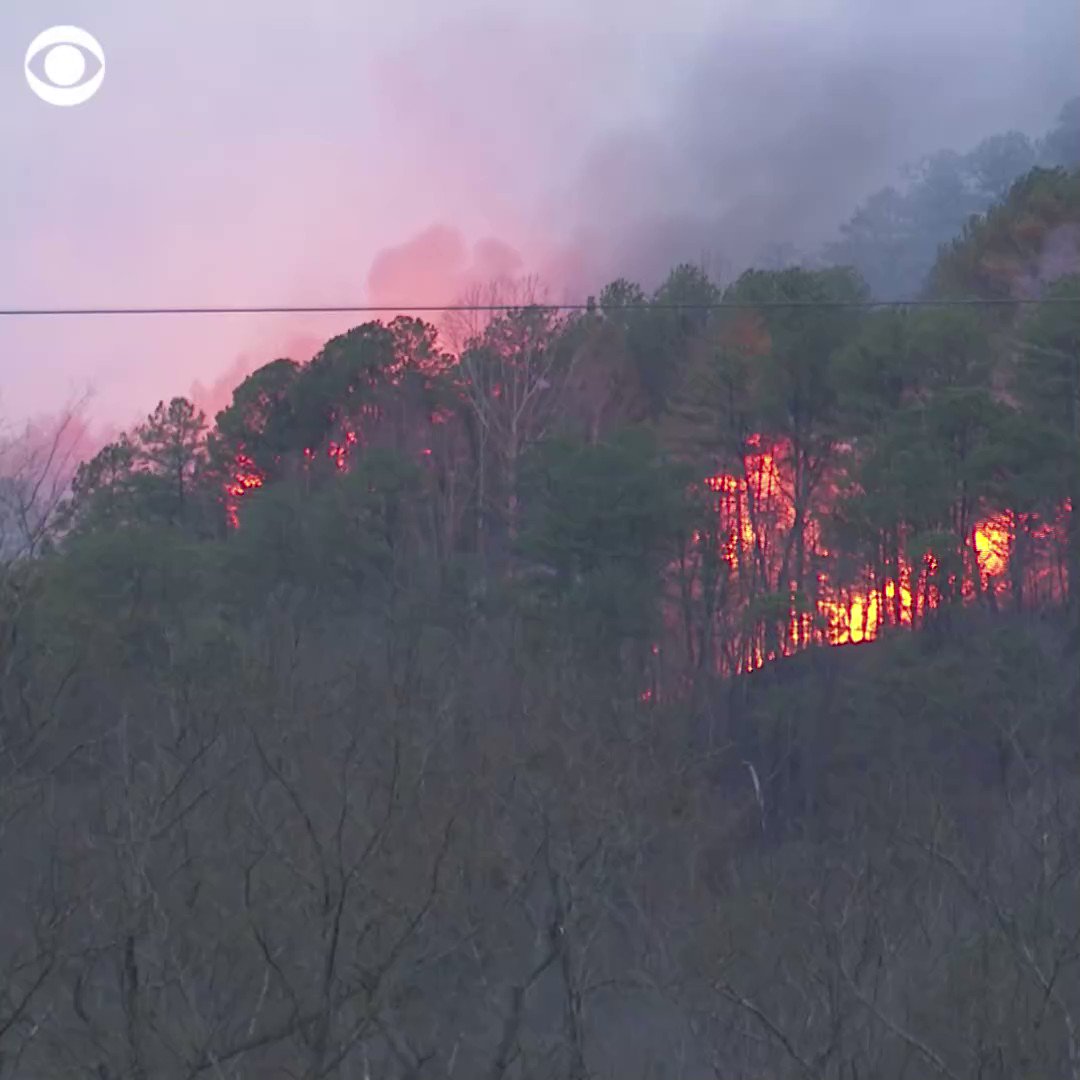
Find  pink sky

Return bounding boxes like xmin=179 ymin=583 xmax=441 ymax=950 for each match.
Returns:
xmin=1 ymin=0 xmax=1076 ymax=439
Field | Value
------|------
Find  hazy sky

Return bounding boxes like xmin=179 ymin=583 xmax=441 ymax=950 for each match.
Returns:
xmin=1 ymin=0 xmax=1077 ymax=434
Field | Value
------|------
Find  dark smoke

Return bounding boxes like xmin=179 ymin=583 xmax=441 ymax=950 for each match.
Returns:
xmin=389 ymin=0 xmax=1080 ymax=296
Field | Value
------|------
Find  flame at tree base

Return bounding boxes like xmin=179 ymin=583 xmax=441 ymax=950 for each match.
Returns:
xmin=690 ymin=442 xmax=1068 ymax=677
xmin=222 ymin=431 xmax=1069 ymax=685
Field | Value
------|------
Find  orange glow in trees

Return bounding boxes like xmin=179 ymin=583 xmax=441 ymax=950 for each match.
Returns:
xmin=224 ymin=452 xmax=264 ymax=529
xmin=689 ymin=433 xmax=1053 ymax=672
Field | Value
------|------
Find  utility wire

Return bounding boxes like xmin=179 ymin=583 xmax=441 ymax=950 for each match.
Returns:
xmin=0 ymin=297 xmax=1078 ymax=317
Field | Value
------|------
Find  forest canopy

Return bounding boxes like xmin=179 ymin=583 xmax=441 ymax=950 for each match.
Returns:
xmin=0 ymin=134 xmax=1078 ymax=1077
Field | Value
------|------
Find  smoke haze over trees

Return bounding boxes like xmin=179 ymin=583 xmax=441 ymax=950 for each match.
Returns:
xmin=1 ymin=148 xmax=1079 ymax=1075
xmin=2 ymin=1 xmax=1080 ymax=1070
xmin=1 ymin=0 xmax=1078 ymax=424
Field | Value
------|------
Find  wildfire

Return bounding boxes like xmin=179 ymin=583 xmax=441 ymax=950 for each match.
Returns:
xmin=702 ymin=439 xmax=792 ymax=573
xmin=817 ymin=573 xmax=916 ymax=647
xmin=224 ymin=452 xmax=264 ymax=529
xmin=974 ymin=513 xmax=1013 ymax=582
xmin=221 ymin=418 xmax=1068 ymax=681
xmin=693 ymin=435 xmax=1060 ymax=674
xmin=327 ymin=430 xmax=359 ymax=473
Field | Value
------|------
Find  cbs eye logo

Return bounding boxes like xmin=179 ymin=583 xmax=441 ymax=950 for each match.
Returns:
xmin=25 ymin=26 xmax=105 ymax=106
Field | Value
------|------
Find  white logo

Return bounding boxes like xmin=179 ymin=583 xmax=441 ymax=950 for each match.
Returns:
xmin=25 ymin=26 xmax=105 ymax=106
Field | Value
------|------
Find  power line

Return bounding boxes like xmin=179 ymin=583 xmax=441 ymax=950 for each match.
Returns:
xmin=0 ymin=297 xmax=1078 ymax=317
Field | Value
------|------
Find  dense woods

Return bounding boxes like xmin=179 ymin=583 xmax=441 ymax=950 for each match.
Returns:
xmin=0 ymin=130 xmax=1078 ymax=1076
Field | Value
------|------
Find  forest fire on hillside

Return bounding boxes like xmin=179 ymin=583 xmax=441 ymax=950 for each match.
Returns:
xmin=695 ymin=437 xmax=1064 ymax=673
xmin=225 ymin=425 xmax=1068 ymax=679
xmin=224 ymin=431 xmax=362 ymax=525
xmin=223 ymin=417 xmax=1069 ymax=680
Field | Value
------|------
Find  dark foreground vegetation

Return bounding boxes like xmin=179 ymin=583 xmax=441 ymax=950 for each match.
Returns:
xmin=0 ymin=579 xmax=1076 ymax=1077
xmin=0 ymin=110 xmax=1078 ymax=1079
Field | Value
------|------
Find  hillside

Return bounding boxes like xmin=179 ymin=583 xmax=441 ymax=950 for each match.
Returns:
xmin=0 ymin=543 xmax=1076 ymax=1077
xmin=0 ymin=165 xmax=1077 ymax=1078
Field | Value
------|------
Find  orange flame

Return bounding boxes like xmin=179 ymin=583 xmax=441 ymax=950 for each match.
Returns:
xmin=974 ymin=512 xmax=1013 ymax=584
xmin=224 ymin=452 xmax=264 ymax=529
xmin=688 ymin=436 xmax=1068 ymax=675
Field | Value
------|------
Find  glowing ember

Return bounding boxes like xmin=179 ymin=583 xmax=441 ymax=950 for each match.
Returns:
xmin=327 ymin=429 xmax=359 ymax=473
xmin=224 ymin=452 xmax=264 ymax=529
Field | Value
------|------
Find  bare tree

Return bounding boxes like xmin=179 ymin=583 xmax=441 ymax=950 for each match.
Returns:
xmin=451 ymin=278 xmax=579 ymax=560
xmin=0 ymin=398 xmax=92 ymax=565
